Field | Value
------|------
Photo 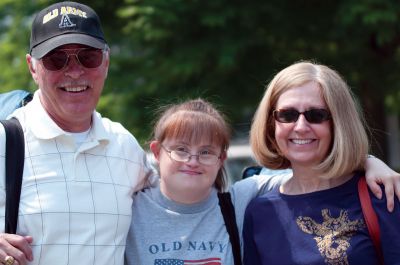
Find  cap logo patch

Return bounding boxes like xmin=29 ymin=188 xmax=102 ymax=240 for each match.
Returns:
xmin=59 ymin=14 xmax=76 ymax=28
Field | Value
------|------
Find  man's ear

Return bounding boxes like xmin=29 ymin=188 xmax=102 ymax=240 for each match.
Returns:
xmin=150 ymin=141 xmax=161 ymax=162
xmin=26 ymin=54 xmax=39 ymax=85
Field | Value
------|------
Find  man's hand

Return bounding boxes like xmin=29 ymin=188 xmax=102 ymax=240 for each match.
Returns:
xmin=0 ymin=234 xmax=33 ymax=265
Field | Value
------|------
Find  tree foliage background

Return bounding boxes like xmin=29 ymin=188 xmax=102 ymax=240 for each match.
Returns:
xmin=1 ymin=0 xmax=400 ymax=165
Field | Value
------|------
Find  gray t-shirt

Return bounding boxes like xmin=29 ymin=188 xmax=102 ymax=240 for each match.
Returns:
xmin=124 ymin=172 xmax=291 ymax=265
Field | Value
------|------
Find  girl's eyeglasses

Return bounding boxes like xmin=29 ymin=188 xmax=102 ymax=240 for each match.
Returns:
xmin=160 ymin=145 xmax=221 ymax=166
xmin=41 ymin=48 xmax=105 ymax=71
xmin=273 ymin=108 xmax=331 ymax=124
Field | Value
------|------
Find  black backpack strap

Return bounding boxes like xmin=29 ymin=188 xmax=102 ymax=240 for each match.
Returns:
xmin=218 ymin=192 xmax=242 ymax=265
xmin=0 ymin=118 xmax=25 ymax=234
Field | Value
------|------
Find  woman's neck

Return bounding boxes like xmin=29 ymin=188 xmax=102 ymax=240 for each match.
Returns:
xmin=280 ymin=167 xmax=353 ymax=195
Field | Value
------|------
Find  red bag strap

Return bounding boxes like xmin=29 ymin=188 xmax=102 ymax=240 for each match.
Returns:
xmin=358 ymin=176 xmax=384 ymax=265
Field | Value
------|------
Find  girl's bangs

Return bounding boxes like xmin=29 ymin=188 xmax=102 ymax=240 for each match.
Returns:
xmin=162 ymin=111 xmax=228 ymax=148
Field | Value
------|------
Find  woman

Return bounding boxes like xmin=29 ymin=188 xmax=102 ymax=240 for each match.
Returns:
xmin=243 ymin=61 xmax=400 ymax=264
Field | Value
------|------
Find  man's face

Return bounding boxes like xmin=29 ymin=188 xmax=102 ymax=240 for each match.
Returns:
xmin=27 ymin=44 xmax=109 ymax=132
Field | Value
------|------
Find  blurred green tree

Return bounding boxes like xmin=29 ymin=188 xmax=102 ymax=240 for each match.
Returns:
xmin=114 ymin=0 xmax=400 ymax=161
xmin=1 ymin=0 xmax=399 ymax=164
xmin=0 ymin=0 xmax=39 ymax=92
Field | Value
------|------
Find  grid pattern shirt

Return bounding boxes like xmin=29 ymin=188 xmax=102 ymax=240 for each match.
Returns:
xmin=0 ymin=92 xmax=154 ymax=265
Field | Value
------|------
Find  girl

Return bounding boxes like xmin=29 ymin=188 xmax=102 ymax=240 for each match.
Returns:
xmin=125 ymin=99 xmax=256 ymax=264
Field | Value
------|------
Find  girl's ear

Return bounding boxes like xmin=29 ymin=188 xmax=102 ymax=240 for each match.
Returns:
xmin=219 ymin=150 xmax=227 ymax=164
xmin=150 ymin=141 xmax=161 ymax=162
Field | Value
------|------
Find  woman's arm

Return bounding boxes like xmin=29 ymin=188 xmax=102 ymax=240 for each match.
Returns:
xmin=371 ymin=187 xmax=400 ymax=263
xmin=365 ymin=156 xmax=400 ymax=212
xmin=243 ymin=204 xmax=263 ymax=265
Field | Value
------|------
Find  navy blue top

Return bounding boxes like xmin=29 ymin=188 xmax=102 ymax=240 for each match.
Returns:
xmin=243 ymin=172 xmax=400 ymax=265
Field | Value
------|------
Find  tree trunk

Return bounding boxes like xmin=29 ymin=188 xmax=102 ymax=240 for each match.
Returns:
xmin=386 ymin=113 xmax=400 ymax=169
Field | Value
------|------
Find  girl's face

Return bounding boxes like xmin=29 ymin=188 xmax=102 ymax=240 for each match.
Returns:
xmin=274 ymin=81 xmax=332 ymax=170
xmin=150 ymin=138 xmax=226 ymax=203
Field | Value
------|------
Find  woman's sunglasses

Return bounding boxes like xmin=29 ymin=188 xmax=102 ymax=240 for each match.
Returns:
xmin=273 ymin=108 xmax=331 ymax=124
xmin=41 ymin=48 xmax=105 ymax=71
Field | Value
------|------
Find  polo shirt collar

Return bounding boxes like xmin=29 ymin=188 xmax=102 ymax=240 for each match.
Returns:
xmin=23 ymin=91 xmax=110 ymax=143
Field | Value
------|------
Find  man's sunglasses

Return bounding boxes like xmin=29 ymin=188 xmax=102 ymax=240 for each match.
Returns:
xmin=273 ymin=108 xmax=331 ymax=124
xmin=41 ymin=48 xmax=105 ymax=71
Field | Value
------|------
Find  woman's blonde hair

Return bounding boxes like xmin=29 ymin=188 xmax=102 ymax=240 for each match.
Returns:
xmin=152 ymin=98 xmax=231 ymax=191
xmin=250 ymin=61 xmax=369 ymax=179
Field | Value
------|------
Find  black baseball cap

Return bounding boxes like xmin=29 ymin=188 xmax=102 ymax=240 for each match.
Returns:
xmin=29 ymin=1 xmax=107 ymax=59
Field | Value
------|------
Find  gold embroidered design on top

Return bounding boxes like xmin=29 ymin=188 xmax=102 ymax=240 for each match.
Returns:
xmin=296 ymin=209 xmax=365 ymax=265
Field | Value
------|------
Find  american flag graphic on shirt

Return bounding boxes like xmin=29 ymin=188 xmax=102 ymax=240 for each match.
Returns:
xmin=154 ymin=257 xmax=222 ymax=265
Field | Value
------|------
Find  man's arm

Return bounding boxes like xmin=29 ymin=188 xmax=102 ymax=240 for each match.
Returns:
xmin=0 ymin=124 xmax=33 ymax=265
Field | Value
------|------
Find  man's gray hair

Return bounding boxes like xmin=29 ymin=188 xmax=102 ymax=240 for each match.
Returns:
xmin=31 ymin=57 xmax=38 ymax=71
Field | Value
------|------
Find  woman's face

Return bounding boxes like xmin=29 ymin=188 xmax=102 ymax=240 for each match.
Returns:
xmin=274 ymin=81 xmax=332 ymax=170
xmin=150 ymin=138 xmax=225 ymax=202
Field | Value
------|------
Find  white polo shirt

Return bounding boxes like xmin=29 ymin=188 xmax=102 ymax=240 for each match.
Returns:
xmin=0 ymin=92 xmax=154 ymax=265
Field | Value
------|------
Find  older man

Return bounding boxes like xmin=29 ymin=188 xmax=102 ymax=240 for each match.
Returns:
xmin=0 ymin=1 xmax=154 ymax=265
